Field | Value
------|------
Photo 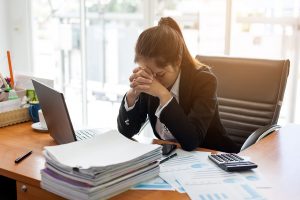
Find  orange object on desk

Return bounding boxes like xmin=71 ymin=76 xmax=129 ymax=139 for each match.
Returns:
xmin=7 ymin=51 xmax=14 ymax=89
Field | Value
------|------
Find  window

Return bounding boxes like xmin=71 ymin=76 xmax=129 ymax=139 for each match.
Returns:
xmin=230 ymin=0 xmax=300 ymax=124
xmin=155 ymin=0 xmax=227 ymax=55
xmin=31 ymin=0 xmax=300 ymax=132
xmin=85 ymin=0 xmax=144 ymax=129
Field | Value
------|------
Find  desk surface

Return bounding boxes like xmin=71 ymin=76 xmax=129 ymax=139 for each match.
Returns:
xmin=239 ymin=124 xmax=300 ymax=200
xmin=0 ymin=122 xmax=299 ymax=200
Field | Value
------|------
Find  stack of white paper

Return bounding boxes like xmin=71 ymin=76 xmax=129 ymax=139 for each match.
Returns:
xmin=41 ymin=130 xmax=162 ymax=200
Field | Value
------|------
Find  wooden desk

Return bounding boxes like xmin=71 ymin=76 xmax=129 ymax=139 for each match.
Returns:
xmin=0 ymin=122 xmax=64 ymax=200
xmin=239 ymin=124 xmax=300 ymax=200
xmin=112 ymin=124 xmax=300 ymax=200
xmin=0 ymin=122 xmax=299 ymax=199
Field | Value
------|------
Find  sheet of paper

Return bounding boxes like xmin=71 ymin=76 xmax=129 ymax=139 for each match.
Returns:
xmin=176 ymin=170 xmax=266 ymax=200
xmin=131 ymin=176 xmax=174 ymax=191
xmin=159 ymin=149 xmax=270 ymax=194
xmin=159 ymin=172 xmax=185 ymax=193
xmin=159 ymin=149 xmax=211 ymax=193
xmin=239 ymin=169 xmax=272 ymax=189
xmin=160 ymin=149 xmax=211 ymax=173
xmin=178 ymin=182 xmax=265 ymax=200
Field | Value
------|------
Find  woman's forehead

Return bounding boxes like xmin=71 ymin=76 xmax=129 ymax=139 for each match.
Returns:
xmin=137 ymin=58 xmax=163 ymax=73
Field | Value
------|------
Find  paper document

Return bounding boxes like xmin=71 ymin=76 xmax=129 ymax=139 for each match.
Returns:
xmin=175 ymin=164 xmax=266 ymax=200
xmin=160 ymin=149 xmax=211 ymax=173
xmin=41 ymin=130 xmax=162 ymax=200
xmin=131 ymin=176 xmax=174 ymax=191
xmin=159 ymin=149 xmax=210 ymax=193
xmin=239 ymin=170 xmax=271 ymax=189
xmin=179 ymin=182 xmax=265 ymax=200
xmin=159 ymin=149 xmax=270 ymax=196
xmin=44 ymin=130 xmax=162 ymax=169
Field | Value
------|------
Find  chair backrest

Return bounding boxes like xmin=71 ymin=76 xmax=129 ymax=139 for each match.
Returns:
xmin=196 ymin=55 xmax=290 ymax=147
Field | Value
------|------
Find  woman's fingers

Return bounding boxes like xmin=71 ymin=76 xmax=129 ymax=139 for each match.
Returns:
xmin=140 ymin=68 xmax=153 ymax=79
xmin=130 ymin=67 xmax=153 ymax=82
xmin=141 ymin=67 xmax=153 ymax=76
xmin=130 ymin=77 xmax=152 ymax=88
xmin=135 ymin=77 xmax=152 ymax=84
xmin=132 ymin=66 xmax=142 ymax=73
xmin=133 ymin=84 xmax=150 ymax=93
xmin=129 ymin=74 xmax=135 ymax=82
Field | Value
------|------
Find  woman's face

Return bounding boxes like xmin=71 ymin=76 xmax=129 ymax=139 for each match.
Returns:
xmin=137 ymin=57 xmax=180 ymax=89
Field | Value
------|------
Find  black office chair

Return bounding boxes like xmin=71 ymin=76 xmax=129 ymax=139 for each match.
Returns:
xmin=196 ymin=55 xmax=290 ymax=151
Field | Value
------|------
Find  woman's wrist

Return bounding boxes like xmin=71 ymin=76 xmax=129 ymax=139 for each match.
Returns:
xmin=126 ymin=89 xmax=139 ymax=107
xmin=158 ymin=89 xmax=172 ymax=106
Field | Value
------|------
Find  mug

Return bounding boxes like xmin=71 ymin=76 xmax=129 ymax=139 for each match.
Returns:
xmin=29 ymin=103 xmax=41 ymax=123
xmin=38 ymin=109 xmax=48 ymax=129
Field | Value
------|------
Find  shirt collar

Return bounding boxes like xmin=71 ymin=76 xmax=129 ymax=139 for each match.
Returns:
xmin=170 ymin=71 xmax=181 ymax=101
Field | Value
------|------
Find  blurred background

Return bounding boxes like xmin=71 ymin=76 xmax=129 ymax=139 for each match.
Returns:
xmin=0 ymin=0 xmax=300 ymax=134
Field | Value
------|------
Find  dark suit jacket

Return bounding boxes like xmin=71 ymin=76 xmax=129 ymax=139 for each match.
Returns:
xmin=117 ymin=64 xmax=239 ymax=153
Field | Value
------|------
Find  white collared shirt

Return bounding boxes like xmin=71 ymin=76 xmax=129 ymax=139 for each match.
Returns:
xmin=154 ymin=71 xmax=180 ymax=140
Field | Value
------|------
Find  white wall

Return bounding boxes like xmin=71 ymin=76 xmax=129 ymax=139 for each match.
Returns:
xmin=7 ymin=0 xmax=32 ymax=74
xmin=0 ymin=0 xmax=9 ymax=75
xmin=0 ymin=0 xmax=32 ymax=76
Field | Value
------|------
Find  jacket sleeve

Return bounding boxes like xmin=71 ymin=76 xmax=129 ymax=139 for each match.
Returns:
xmin=117 ymin=93 xmax=148 ymax=138
xmin=159 ymin=72 xmax=217 ymax=151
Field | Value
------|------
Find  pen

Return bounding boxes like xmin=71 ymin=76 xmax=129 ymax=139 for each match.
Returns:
xmin=15 ymin=150 xmax=32 ymax=164
xmin=160 ymin=153 xmax=177 ymax=164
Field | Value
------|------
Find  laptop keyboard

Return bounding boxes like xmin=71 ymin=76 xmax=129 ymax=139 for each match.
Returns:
xmin=75 ymin=129 xmax=98 ymax=140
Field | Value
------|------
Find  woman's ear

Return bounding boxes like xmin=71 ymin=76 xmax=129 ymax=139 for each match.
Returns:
xmin=175 ymin=51 xmax=183 ymax=67
xmin=174 ymin=58 xmax=182 ymax=69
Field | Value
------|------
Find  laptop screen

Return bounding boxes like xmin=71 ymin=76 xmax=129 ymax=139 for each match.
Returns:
xmin=32 ymin=79 xmax=77 ymax=144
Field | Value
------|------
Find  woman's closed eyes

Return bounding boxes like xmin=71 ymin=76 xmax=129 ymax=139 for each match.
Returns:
xmin=155 ymin=72 xmax=165 ymax=78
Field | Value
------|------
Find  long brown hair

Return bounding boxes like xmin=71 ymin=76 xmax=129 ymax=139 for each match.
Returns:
xmin=135 ymin=17 xmax=201 ymax=69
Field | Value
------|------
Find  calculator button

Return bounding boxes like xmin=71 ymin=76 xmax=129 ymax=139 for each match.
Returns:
xmin=230 ymin=153 xmax=244 ymax=161
xmin=211 ymin=155 xmax=224 ymax=163
xmin=223 ymin=154 xmax=234 ymax=161
xmin=227 ymin=154 xmax=239 ymax=161
xmin=217 ymin=155 xmax=227 ymax=162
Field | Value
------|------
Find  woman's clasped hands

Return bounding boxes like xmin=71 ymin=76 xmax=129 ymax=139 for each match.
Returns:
xmin=129 ymin=66 xmax=153 ymax=96
xmin=127 ymin=66 xmax=172 ymax=107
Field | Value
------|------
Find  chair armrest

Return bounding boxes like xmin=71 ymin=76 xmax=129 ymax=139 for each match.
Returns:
xmin=138 ymin=118 xmax=150 ymax=134
xmin=240 ymin=124 xmax=281 ymax=151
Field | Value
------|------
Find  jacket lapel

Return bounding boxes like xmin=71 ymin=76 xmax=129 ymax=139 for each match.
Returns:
xmin=146 ymin=65 xmax=195 ymax=138
xmin=179 ymin=65 xmax=194 ymax=114
xmin=147 ymin=95 xmax=160 ymax=138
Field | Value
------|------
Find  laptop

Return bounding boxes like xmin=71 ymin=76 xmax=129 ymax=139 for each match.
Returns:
xmin=32 ymin=79 xmax=102 ymax=144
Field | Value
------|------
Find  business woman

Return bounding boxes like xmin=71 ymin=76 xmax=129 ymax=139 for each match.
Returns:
xmin=117 ymin=17 xmax=239 ymax=153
